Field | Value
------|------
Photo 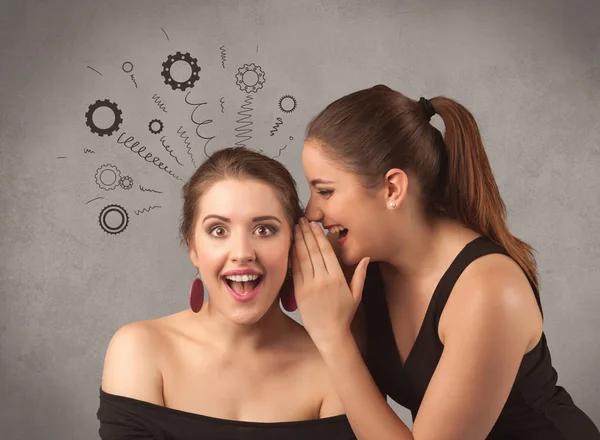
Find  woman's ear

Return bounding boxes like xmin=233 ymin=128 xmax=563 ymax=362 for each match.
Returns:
xmin=383 ymin=168 xmax=408 ymax=208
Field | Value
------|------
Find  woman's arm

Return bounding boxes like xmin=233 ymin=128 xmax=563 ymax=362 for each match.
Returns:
xmin=293 ymin=219 xmax=541 ymax=440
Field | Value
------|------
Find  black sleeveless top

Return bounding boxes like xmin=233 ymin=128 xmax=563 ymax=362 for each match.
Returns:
xmin=97 ymin=388 xmax=357 ymax=440
xmin=362 ymin=236 xmax=600 ymax=440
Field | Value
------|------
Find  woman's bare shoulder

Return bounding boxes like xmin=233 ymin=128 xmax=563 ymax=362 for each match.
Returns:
xmin=101 ymin=317 xmax=171 ymax=405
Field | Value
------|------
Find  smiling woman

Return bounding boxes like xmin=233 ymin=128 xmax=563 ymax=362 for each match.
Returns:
xmin=97 ymin=147 xmax=357 ymax=440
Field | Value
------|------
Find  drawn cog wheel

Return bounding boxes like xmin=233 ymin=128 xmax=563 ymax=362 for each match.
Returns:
xmin=278 ymin=95 xmax=297 ymax=113
xmin=98 ymin=204 xmax=129 ymax=235
xmin=95 ymin=164 xmax=122 ymax=191
xmin=119 ymin=176 xmax=134 ymax=190
xmin=161 ymin=51 xmax=200 ymax=91
xmin=148 ymin=119 xmax=164 ymax=134
xmin=235 ymin=63 xmax=266 ymax=94
xmin=85 ymin=99 xmax=123 ymax=137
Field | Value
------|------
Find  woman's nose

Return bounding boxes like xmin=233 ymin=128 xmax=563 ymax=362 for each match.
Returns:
xmin=303 ymin=197 xmax=323 ymax=222
xmin=229 ymin=234 xmax=256 ymax=263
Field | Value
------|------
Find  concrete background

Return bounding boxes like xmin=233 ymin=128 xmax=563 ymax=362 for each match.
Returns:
xmin=0 ymin=0 xmax=598 ymax=438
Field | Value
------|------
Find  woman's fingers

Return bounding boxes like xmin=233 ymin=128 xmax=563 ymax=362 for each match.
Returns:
xmin=309 ymin=221 xmax=346 ymax=279
xmin=297 ymin=218 xmax=328 ymax=276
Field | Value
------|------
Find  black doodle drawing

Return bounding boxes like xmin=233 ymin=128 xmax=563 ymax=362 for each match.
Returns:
xmin=87 ymin=66 xmax=102 ymax=76
xmin=85 ymin=99 xmax=123 ymax=137
xmin=99 ymin=204 xmax=129 ymax=235
xmin=85 ymin=196 xmax=104 ymax=205
xmin=220 ymin=46 xmax=226 ymax=68
xmin=135 ymin=205 xmax=162 ymax=216
xmin=151 ymin=94 xmax=168 ymax=113
xmin=122 ymin=62 xmax=138 ymax=87
xmin=235 ymin=95 xmax=253 ymax=147
xmin=119 ymin=176 xmax=134 ymax=190
xmin=270 ymin=117 xmax=283 ymax=136
xmin=161 ymin=28 xmax=169 ymax=41
xmin=84 ymin=148 xmax=95 ymax=154
xmin=220 ymin=97 xmax=225 ymax=113
xmin=273 ymin=136 xmax=294 ymax=159
xmin=95 ymin=164 xmax=122 ymax=191
xmin=184 ymin=91 xmax=216 ymax=158
xmin=161 ymin=51 xmax=200 ymax=91
xmin=159 ymin=135 xmax=184 ymax=166
xmin=139 ymin=185 xmax=163 ymax=194
xmin=115 ymin=132 xmax=184 ymax=181
xmin=279 ymin=95 xmax=297 ymax=113
xmin=148 ymin=119 xmax=164 ymax=134
xmin=235 ymin=63 xmax=266 ymax=94
xmin=177 ymin=126 xmax=196 ymax=167
xmin=56 ymin=156 xmax=67 ymax=159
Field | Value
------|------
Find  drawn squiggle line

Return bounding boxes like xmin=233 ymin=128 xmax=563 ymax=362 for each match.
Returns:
xmin=134 ymin=205 xmax=162 ymax=216
xmin=139 ymin=185 xmax=163 ymax=194
xmin=116 ymin=131 xmax=184 ymax=182
xmin=273 ymin=144 xmax=288 ymax=159
xmin=235 ymin=95 xmax=253 ymax=148
xmin=220 ymin=45 xmax=226 ymax=68
xmin=184 ymin=91 xmax=216 ymax=159
xmin=130 ymin=75 xmax=138 ymax=88
xmin=85 ymin=197 xmax=104 ymax=204
xmin=159 ymin=136 xmax=184 ymax=166
xmin=151 ymin=94 xmax=168 ymax=113
xmin=220 ymin=97 xmax=225 ymax=113
xmin=270 ymin=117 xmax=283 ymax=136
xmin=177 ymin=126 xmax=196 ymax=168
xmin=84 ymin=148 xmax=95 ymax=154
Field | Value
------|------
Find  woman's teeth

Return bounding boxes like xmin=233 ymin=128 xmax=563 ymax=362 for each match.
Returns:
xmin=328 ymin=225 xmax=346 ymax=235
xmin=224 ymin=274 xmax=260 ymax=282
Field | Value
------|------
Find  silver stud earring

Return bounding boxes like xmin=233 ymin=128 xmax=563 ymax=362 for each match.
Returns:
xmin=388 ymin=201 xmax=396 ymax=209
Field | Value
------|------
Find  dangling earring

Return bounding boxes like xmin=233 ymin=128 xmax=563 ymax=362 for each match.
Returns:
xmin=189 ymin=268 xmax=204 ymax=313
xmin=280 ymin=269 xmax=297 ymax=312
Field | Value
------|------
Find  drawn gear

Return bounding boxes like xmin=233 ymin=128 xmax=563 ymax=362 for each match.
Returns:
xmin=148 ymin=119 xmax=164 ymax=134
xmin=98 ymin=204 xmax=129 ymax=235
xmin=95 ymin=164 xmax=122 ymax=191
xmin=278 ymin=95 xmax=297 ymax=113
xmin=161 ymin=51 xmax=200 ymax=91
xmin=85 ymin=99 xmax=123 ymax=137
xmin=119 ymin=176 xmax=134 ymax=190
xmin=235 ymin=63 xmax=266 ymax=94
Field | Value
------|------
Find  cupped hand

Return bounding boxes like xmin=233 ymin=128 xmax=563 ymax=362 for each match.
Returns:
xmin=291 ymin=217 xmax=370 ymax=348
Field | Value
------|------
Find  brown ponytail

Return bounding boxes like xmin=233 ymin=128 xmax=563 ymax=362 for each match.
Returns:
xmin=431 ymin=97 xmax=538 ymax=290
xmin=306 ymin=85 xmax=539 ymax=290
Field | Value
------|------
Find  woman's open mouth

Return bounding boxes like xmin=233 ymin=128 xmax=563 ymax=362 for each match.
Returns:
xmin=223 ymin=273 xmax=263 ymax=302
xmin=328 ymin=225 xmax=349 ymax=244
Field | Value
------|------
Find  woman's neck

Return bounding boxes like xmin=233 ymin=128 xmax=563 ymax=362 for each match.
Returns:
xmin=195 ymin=301 xmax=293 ymax=353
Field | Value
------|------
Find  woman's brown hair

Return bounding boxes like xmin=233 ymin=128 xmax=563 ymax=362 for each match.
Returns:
xmin=306 ymin=85 xmax=538 ymax=290
xmin=179 ymin=147 xmax=303 ymax=248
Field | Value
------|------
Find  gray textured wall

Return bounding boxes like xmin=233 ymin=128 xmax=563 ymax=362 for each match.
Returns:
xmin=0 ymin=0 xmax=598 ymax=439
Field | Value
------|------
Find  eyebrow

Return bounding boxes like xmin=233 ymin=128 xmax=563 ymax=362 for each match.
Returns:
xmin=310 ymin=179 xmax=334 ymax=186
xmin=202 ymin=214 xmax=282 ymax=224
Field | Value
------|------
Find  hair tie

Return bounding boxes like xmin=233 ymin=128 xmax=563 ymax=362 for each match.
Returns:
xmin=418 ymin=97 xmax=436 ymax=121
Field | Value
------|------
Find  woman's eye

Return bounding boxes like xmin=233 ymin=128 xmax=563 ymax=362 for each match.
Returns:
xmin=210 ymin=226 xmax=227 ymax=237
xmin=316 ymin=189 xmax=333 ymax=197
xmin=255 ymin=225 xmax=275 ymax=236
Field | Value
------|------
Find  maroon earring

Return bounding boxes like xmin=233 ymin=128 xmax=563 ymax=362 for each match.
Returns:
xmin=189 ymin=268 xmax=204 ymax=313
xmin=280 ymin=270 xmax=297 ymax=312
